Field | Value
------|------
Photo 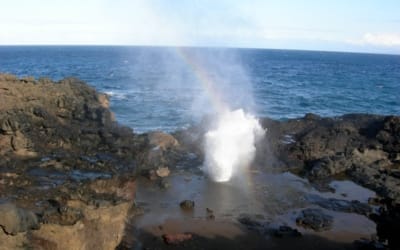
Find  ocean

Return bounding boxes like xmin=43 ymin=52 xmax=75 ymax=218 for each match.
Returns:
xmin=0 ymin=46 xmax=399 ymax=132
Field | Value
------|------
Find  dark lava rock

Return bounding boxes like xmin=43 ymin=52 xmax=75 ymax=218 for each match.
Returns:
xmin=0 ymin=74 xmax=140 ymax=170
xmin=158 ymin=178 xmax=170 ymax=189
xmin=258 ymin=113 xmax=400 ymax=204
xmin=206 ymin=207 xmax=215 ymax=220
xmin=41 ymin=203 xmax=83 ymax=226
xmin=142 ymin=169 xmax=158 ymax=181
xmin=378 ymin=116 xmax=400 ymax=155
xmin=179 ymin=200 xmax=195 ymax=210
xmin=273 ymin=225 xmax=302 ymax=238
xmin=307 ymin=155 xmax=352 ymax=179
xmin=353 ymin=239 xmax=386 ymax=250
xmin=296 ymin=208 xmax=333 ymax=231
xmin=0 ymin=202 xmax=39 ymax=235
xmin=1 ymin=74 xmax=400 ymax=249
xmin=237 ymin=214 xmax=268 ymax=235
xmin=369 ymin=200 xmax=400 ymax=250
xmin=0 ymin=75 xmax=139 ymax=249
xmin=306 ymin=194 xmax=372 ymax=215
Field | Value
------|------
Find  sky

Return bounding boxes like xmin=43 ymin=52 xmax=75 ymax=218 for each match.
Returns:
xmin=1 ymin=0 xmax=399 ymax=54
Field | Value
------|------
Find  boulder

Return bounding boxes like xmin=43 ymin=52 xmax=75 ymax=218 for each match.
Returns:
xmin=180 ymin=200 xmax=195 ymax=210
xmin=0 ymin=203 xmax=39 ymax=235
xmin=30 ymin=200 xmax=132 ymax=250
xmin=155 ymin=167 xmax=170 ymax=177
xmin=296 ymin=208 xmax=333 ymax=231
xmin=148 ymin=131 xmax=179 ymax=150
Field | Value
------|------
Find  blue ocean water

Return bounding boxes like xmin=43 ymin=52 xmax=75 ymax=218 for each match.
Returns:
xmin=0 ymin=46 xmax=399 ymax=132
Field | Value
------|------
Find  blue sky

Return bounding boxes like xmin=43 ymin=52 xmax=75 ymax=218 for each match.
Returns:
xmin=1 ymin=0 xmax=399 ymax=54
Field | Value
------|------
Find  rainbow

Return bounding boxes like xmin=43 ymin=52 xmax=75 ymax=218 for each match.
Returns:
xmin=175 ymin=47 xmax=228 ymax=115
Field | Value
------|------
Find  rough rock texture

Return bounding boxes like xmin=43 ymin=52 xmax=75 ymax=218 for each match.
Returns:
xmin=256 ymin=113 xmax=400 ymax=248
xmin=0 ymin=74 xmax=138 ymax=249
xmin=0 ymin=74 xmax=136 ymax=161
xmin=180 ymin=200 xmax=195 ymax=210
xmin=135 ymin=131 xmax=185 ymax=171
xmin=1 ymin=74 xmax=400 ymax=249
xmin=296 ymin=208 xmax=333 ymax=231
xmin=306 ymin=194 xmax=371 ymax=215
xmin=0 ymin=174 xmax=136 ymax=250
xmin=30 ymin=200 xmax=132 ymax=250
xmin=258 ymin=114 xmax=400 ymax=203
xmin=0 ymin=203 xmax=39 ymax=235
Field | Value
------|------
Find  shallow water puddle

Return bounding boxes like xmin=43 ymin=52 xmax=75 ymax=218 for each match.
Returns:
xmin=131 ymin=169 xmax=377 ymax=245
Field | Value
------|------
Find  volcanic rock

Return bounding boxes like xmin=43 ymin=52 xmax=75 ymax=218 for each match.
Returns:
xmin=158 ymin=179 xmax=171 ymax=189
xmin=258 ymin=114 xmax=400 ymax=203
xmin=0 ymin=74 xmax=138 ymax=165
xmin=2 ymin=74 xmax=400 ymax=249
xmin=162 ymin=233 xmax=192 ymax=245
xmin=296 ymin=208 xmax=333 ymax=231
xmin=237 ymin=214 xmax=267 ymax=235
xmin=0 ymin=203 xmax=39 ymax=235
xmin=273 ymin=225 xmax=302 ymax=238
xmin=156 ymin=167 xmax=170 ymax=177
xmin=0 ymin=74 xmax=139 ymax=249
xmin=180 ymin=200 xmax=195 ymax=210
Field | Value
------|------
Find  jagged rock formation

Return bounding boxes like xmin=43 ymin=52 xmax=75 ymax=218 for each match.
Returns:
xmin=1 ymin=74 xmax=399 ymax=249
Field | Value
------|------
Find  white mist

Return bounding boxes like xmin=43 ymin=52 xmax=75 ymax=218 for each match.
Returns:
xmin=204 ymin=109 xmax=265 ymax=182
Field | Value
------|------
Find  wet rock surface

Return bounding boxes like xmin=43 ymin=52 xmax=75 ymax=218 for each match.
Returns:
xmin=272 ymin=225 xmax=302 ymax=238
xmin=306 ymin=194 xmax=372 ymax=215
xmin=258 ymin=114 xmax=400 ymax=203
xmin=0 ymin=74 xmax=139 ymax=249
xmin=180 ymin=200 xmax=195 ymax=210
xmin=1 ymin=74 xmax=400 ymax=249
xmin=296 ymin=208 xmax=333 ymax=231
xmin=256 ymin=113 xmax=400 ymax=249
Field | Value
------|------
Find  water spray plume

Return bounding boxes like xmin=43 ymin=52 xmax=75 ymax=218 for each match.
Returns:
xmin=175 ymin=47 xmax=265 ymax=182
xmin=204 ymin=109 xmax=265 ymax=182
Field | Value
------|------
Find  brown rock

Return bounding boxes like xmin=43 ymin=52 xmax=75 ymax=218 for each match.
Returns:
xmin=162 ymin=233 xmax=192 ymax=245
xmin=156 ymin=167 xmax=170 ymax=177
xmin=89 ymin=176 xmax=136 ymax=201
xmin=30 ymin=200 xmax=132 ymax=250
xmin=148 ymin=131 xmax=179 ymax=150
xmin=0 ymin=203 xmax=39 ymax=235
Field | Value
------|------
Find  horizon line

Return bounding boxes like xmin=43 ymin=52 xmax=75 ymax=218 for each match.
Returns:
xmin=0 ymin=44 xmax=399 ymax=56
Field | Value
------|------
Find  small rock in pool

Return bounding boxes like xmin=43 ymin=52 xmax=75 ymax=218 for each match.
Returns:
xmin=162 ymin=233 xmax=192 ymax=245
xmin=159 ymin=179 xmax=170 ymax=189
xmin=143 ymin=169 xmax=158 ymax=181
xmin=156 ymin=167 xmax=170 ymax=178
xmin=180 ymin=200 xmax=195 ymax=210
xmin=296 ymin=208 xmax=333 ymax=231
xmin=207 ymin=214 xmax=215 ymax=220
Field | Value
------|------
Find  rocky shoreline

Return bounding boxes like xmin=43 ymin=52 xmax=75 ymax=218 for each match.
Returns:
xmin=0 ymin=74 xmax=399 ymax=249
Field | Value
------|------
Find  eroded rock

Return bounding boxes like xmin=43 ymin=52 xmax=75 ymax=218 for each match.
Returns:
xmin=155 ymin=167 xmax=170 ymax=178
xmin=0 ymin=203 xmax=39 ymax=235
xmin=296 ymin=208 xmax=333 ymax=231
xmin=180 ymin=200 xmax=195 ymax=210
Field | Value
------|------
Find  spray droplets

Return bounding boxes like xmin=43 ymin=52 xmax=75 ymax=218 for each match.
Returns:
xmin=204 ymin=109 xmax=265 ymax=182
